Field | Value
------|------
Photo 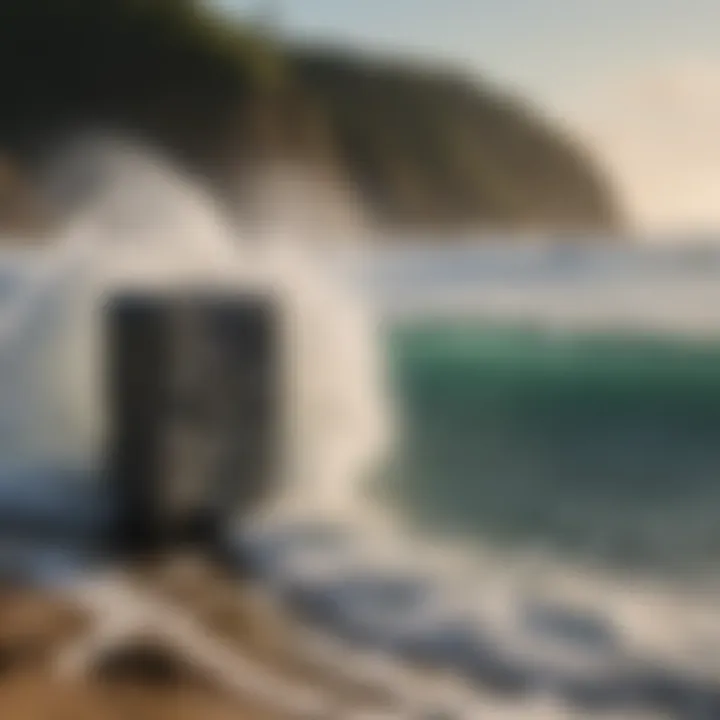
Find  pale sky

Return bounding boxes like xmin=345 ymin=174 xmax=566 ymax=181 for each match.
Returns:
xmin=214 ymin=0 xmax=720 ymax=232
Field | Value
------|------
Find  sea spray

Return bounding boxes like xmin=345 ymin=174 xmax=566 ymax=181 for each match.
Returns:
xmin=0 ymin=132 xmax=393 ymax=520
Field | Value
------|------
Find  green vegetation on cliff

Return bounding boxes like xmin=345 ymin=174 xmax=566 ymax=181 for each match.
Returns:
xmin=0 ymin=0 xmax=621 ymax=234
xmin=291 ymin=48 xmax=620 ymax=230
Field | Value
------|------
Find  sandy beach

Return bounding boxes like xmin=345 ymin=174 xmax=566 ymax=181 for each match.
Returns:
xmin=0 ymin=558 xmax=396 ymax=720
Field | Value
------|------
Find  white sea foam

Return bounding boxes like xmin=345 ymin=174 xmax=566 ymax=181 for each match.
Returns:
xmin=0 ymin=132 xmax=392 ymax=503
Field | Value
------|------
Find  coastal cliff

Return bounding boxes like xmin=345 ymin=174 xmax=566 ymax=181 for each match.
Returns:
xmin=0 ymin=0 xmax=622 ymax=236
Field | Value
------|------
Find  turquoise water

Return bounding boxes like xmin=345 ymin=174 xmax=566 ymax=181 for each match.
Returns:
xmin=382 ymin=319 xmax=720 ymax=575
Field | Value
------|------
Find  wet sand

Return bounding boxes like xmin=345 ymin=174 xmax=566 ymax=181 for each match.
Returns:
xmin=0 ymin=558 xmax=389 ymax=719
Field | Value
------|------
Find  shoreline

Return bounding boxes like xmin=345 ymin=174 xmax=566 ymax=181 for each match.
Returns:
xmin=0 ymin=557 xmax=436 ymax=719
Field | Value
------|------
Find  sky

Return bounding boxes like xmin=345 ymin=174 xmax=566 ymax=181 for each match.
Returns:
xmin=214 ymin=0 xmax=720 ymax=232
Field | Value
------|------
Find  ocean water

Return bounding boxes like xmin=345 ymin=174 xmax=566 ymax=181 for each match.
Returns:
xmin=351 ymin=242 xmax=720 ymax=580
xmin=246 ymin=244 xmax=720 ymax=718
xmin=383 ymin=318 xmax=720 ymax=574
xmin=4 ymin=137 xmax=720 ymax=716
xmin=7 ymin=238 xmax=720 ymax=717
